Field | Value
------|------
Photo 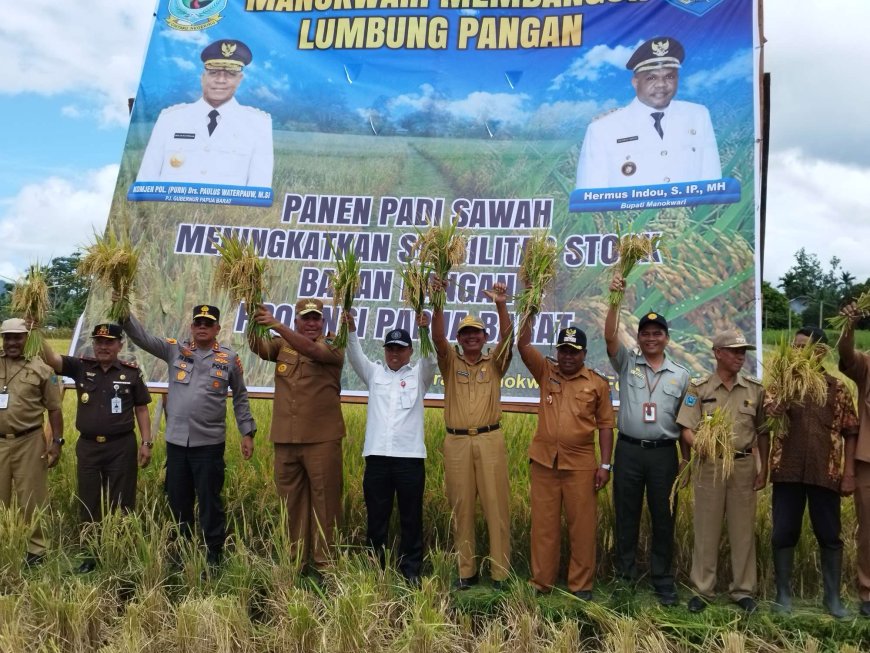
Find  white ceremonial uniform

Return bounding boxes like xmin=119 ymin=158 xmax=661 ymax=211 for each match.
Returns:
xmin=137 ymin=97 xmax=273 ymax=187
xmin=575 ymin=98 xmax=721 ymax=188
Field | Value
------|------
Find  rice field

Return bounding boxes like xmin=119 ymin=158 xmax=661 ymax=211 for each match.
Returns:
xmin=1 ymin=339 xmax=868 ymax=652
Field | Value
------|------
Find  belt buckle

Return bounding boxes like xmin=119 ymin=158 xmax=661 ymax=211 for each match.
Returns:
xmin=96 ymin=436 xmax=107 ymax=443
xmin=467 ymin=428 xmax=478 ymax=436
xmin=640 ymin=439 xmax=654 ymax=449
xmin=4 ymin=434 xmax=14 ymax=440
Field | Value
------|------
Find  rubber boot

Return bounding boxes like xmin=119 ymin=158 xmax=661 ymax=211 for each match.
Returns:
xmin=772 ymin=547 xmax=794 ymax=613
xmin=820 ymin=548 xmax=848 ymax=619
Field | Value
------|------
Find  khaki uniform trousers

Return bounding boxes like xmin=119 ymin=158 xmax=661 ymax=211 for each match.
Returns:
xmin=530 ymin=461 xmax=596 ymax=592
xmin=0 ymin=431 xmax=48 ymax=555
xmin=690 ymin=455 xmax=758 ymax=601
xmin=855 ymin=460 xmax=870 ymax=601
xmin=443 ymin=430 xmax=511 ymax=581
xmin=274 ymin=440 xmax=343 ymax=568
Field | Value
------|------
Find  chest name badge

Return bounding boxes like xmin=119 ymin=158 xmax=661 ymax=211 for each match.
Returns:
xmin=0 ymin=394 xmax=8 ymax=410
xmin=176 ymin=371 xmax=187 ymax=381
xmin=80 ymin=392 xmax=90 ymax=404
xmin=111 ymin=397 xmax=122 ymax=414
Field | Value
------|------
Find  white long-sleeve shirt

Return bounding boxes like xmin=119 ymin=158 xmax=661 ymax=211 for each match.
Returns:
xmin=346 ymin=333 xmax=437 ymax=458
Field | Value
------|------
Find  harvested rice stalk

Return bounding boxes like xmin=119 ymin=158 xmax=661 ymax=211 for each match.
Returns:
xmin=693 ymin=407 xmax=736 ymax=482
xmin=11 ymin=264 xmax=50 ymax=360
xmin=398 ymin=259 xmax=434 ymax=357
xmin=608 ymin=225 xmax=666 ymax=308
xmin=415 ymin=217 xmax=466 ymax=311
xmin=828 ymin=290 xmax=870 ymax=337
xmin=515 ymin=232 xmax=559 ymax=339
xmin=78 ymin=229 xmax=139 ymax=322
xmin=212 ymin=233 xmax=271 ymax=338
xmin=327 ymin=236 xmax=362 ymax=349
xmin=763 ymin=337 xmax=828 ymax=440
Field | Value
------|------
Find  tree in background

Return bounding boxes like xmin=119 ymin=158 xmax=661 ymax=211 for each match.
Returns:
xmin=762 ymin=281 xmax=798 ymax=330
xmin=778 ymin=248 xmax=852 ymax=328
xmin=0 ymin=252 xmax=89 ymax=328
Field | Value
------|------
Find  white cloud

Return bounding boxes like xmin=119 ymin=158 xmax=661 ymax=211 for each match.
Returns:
xmin=0 ymin=166 xmax=119 ymax=280
xmin=764 ymin=149 xmax=870 ymax=284
xmin=528 ymin=99 xmax=616 ymax=132
xmin=0 ymin=2 xmax=154 ymax=126
xmin=170 ymin=56 xmax=197 ymax=72
xmin=682 ymin=49 xmax=753 ymax=97
xmin=550 ymin=41 xmax=641 ymax=89
xmin=446 ymin=92 xmax=529 ymax=124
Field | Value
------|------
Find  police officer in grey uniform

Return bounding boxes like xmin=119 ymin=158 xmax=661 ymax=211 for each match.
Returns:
xmin=136 ymin=39 xmax=273 ymax=188
xmin=604 ymin=272 xmax=690 ymax=605
xmin=41 ymin=323 xmax=152 ymax=573
xmin=576 ymin=36 xmax=721 ymax=188
xmin=120 ymin=304 xmax=255 ymax=566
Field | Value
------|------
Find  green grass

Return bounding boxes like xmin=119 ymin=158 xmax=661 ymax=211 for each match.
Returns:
xmin=5 ymin=335 xmax=867 ymax=651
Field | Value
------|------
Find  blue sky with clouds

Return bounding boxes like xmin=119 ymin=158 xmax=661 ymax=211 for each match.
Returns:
xmin=2 ymin=0 xmax=869 ymax=287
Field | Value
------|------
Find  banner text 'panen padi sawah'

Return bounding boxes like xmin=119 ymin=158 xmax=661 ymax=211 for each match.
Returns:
xmin=75 ymin=0 xmax=762 ymax=402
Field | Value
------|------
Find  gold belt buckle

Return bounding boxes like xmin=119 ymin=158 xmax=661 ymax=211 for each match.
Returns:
xmin=96 ymin=436 xmax=107 ymax=443
xmin=467 ymin=428 xmax=478 ymax=436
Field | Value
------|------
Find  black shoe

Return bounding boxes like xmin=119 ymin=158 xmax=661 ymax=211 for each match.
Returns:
xmin=76 ymin=558 xmax=97 ymax=574
xmin=736 ymin=597 xmax=758 ymax=613
xmin=454 ymin=574 xmax=479 ymax=590
xmin=655 ymin=587 xmax=679 ymax=607
xmin=572 ymin=590 xmax=593 ymax=601
xmin=860 ymin=601 xmax=870 ymax=617
xmin=492 ymin=580 xmax=506 ymax=592
xmin=206 ymin=548 xmax=223 ymax=568
xmin=687 ymin=596 xmax=708 ymax=613
xmin=24 ymin=552 xmax=45 ymax=568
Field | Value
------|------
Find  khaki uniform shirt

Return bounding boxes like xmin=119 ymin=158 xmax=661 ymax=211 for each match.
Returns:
xmin=0 ymin=353 xmax=61 ymax=433
xmin=839 ymin=350 xmax=870 ymax=464
xmin=439 ymin=344 xmax=512 ymax=430
xmin=610 ymin=344 xmax=689 ymax=440
xmin=521 ymin=345 xmax=614 ymax=470
xmin=769 ymin=373 xmax=858 ymax=491
xmin=676 ymin=371 xmax=766 ymax=451
xmin=122 ymin=315 xmax=255 ymax=446
xmin=250 ymin=333 xmax=345 ymax=444
xmin=60 ymin=357 xmax=151 ymax=438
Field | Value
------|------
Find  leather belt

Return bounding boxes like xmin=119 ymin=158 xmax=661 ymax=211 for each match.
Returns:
xmin=619 ymin=433 xmax=676 ymax=449
xmin=80 ymin=431 xmax=134 ymax=444
xmin=1 ymin=424 xmax=41 ymax=440
xmin=446 ymin=423 xmax=500 ymax=436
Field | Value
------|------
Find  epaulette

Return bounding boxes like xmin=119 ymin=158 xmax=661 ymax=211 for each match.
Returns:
xmin=690 ymin=375 xmax=709 ymax=387
xmin=591 ymin=367 xmax=612 ymax=382
xmin=242 ymin=105 xmax=272 ymax=119
xmin=591 ymin=106 xmax=622 ymax=122
xmin=119 ymin=359 xmax=140 ymax=369
xmin=743 ymin=374 xmax=763 ymax=385
xmin=160 ymin=103 xmax=188 ymax=115
xmin=165 ymin=338 xmax=177 ymax=345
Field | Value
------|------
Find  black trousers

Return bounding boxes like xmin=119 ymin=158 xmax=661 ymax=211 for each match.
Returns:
xmin=612 ymin=439 xmax=679 ymax=589
xmin=363 ymin=455 xmax=425 ymax=578
xmin=772 ymin=482 xmax=842 ymax=551
xmin=165 ymin=441 xmax=226 ymax=554
xmin=76 ymin=433 xmax=137 ymax=524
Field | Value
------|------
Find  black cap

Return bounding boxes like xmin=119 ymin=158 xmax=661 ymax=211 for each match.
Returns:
xmin=201 ymin=40 xmax=252 ymax=71
xmin=384 ymin=328 xmax=412 ymax=347
xmin=556 ymin=326 xmax=586 ymax=350
xmin=626 ymin=37 xmax=685 ymax=73
xmin=796 ymin=326 xmax=829 ymax=345
xmin=192 ymin=304 xmax=221 ymax=321
xmin=91 ymin=323 xmax=122 ymax=339
xmin=638 ymin=312 xmax=668 ymax=333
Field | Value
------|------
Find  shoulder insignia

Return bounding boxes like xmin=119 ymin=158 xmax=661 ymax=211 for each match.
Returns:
xmin=235 ymin=355 xmax=243 ymax=372
xmin=165 ymin=338 xmax=177 ymax=345
xmin=119 ymin=359 xmax=140 ymax=369
xmin=161 ymin=103 xmax=188 ymax=115
xmin=242 ymin=105 xmax=271 ymax=119
xmin=80 ymin=356 xmax=97 ymax=363
xmin=591 ymin=367 xmax=611 ymax=382
xmin=690 ymin=375 xmax=708 ymax=387
xmin=743 ymin=374 xmax=762 ymax=385
xmin=684 ymin=394 xmax=698 ymax=407
xmin=591 ymin=106 xmax=621 ymax=122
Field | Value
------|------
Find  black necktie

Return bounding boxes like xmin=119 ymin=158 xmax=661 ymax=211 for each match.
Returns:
xmin=651 ymin=112 xmax=664 ymax=139
xmin=207 ymin=109 xmax=219 ymax=136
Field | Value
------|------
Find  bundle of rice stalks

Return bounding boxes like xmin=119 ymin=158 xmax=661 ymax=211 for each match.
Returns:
xmin=10 ymin=264 xmax=49 ymax=359
xmin=693 ymin=407 xmax=736 ymax=482
xmin=78 ymin=229 xmax=139 ymax=322
xmin=398 ymin=258 xmax=434 ymax=357
xmin=515 ymin=232 xmax=559 ymax=337
xmin=828 ymin=290 xmax=870 ymax=337
xmin=414 ymin=217 xmax=466 ymax=310
xmin=211 ymin=233 xmax=271 ymax=338
xmin=608 ymin=226 xmax=666 ymax=308
xmin=763 ymin=337 xmax=828 ymax=439
xmin=327 ymin=236 xmax=362 ymax=348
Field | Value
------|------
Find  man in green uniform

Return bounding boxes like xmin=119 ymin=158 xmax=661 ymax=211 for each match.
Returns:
xmin=677 ymin=330 xmax=768 ymax=613
xmin=41 ymin=323 xmax=153 ymax=573
xmin=0 ymin=318 xmax=64 ymax=566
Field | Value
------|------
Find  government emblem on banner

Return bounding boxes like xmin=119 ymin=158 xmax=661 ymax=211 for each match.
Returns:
xmin=664 ymin=0 xmax=726 ymax=17
xmin=166 ymin=0 xmax=227 ymax=31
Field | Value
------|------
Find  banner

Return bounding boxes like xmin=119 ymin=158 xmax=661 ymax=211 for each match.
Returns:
xmin=75 ymin=0 xmax=762 ymax=401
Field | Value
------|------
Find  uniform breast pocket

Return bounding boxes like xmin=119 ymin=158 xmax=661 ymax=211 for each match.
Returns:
xmin=275 ymin=353 xmax=297 ymax=378
xmin=207 ymin=368 xmax=229 ymax=395
xmin=736 ymin=405 xmax=758 ymax=430
xmin=171 ymin=359 xmax=192 ymax=385
xmin=400 ymin=377 xmax=418 ymax=409
xmin=573 ymin=391 xmax=596 ymax=418
xmin=627 ymin=372 xmax=646 ymax=389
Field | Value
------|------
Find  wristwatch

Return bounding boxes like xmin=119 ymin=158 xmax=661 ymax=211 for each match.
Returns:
xmin=600 ymin=463 xmax=612 ymax=471
xmin=141 ymin=440 xmax=154 ymax=449
xmin=53 ymin=437 xmax=65 ymax=446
